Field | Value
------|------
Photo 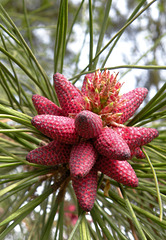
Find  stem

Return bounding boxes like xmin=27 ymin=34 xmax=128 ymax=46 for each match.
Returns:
xmin=88 ymin=0 xmax=93 ymax=70
xmin=142 ymin=148 xmax=163 ymax=221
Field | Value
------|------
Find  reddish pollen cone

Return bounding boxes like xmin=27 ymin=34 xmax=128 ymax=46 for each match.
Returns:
xmin=69 ymin=141 xmax=98 ymax=178
xmin=53 ymin=73 xmax=84 ymax=116
xmin=26 ymin=140 xmax=71 ymax=166
xmin=71 ymin=167 xmax=98 ymax=212
xmin=31 ymin=115 xmax=79 ymax=144
xmin=75 ymin=110 xmax=103 ymax=139
xmin=95 ymin=156 xmax=138 ymax=187
xmin=113 ymin=127 xmax=159 ymax=149
xmin=32 ymin=94 xmax=64 ymax=116
xmin=113 ymin=88 xmax=148 ymax=124
xmin=27 ymin=70 xmax=159 ymax=212
xmin=93 ymin=128 xmax=131 ymax=160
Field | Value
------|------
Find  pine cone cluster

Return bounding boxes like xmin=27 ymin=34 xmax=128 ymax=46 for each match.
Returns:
xmin=26 ymin=70 xmax=159 ymax=211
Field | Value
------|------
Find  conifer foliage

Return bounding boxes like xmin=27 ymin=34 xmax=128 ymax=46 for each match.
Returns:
xmin=0 ymin=1 xmax=166 ymax=239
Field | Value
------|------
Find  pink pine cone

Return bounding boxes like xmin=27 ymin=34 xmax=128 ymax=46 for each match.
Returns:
xmin=72 ymin=167 xmax=97 ymax=211
xmin=53 ymin=73 xmax=84 ymax=116
xmin=69 ymin=141 xmax=98 ymax=178
xmin=95 ymin=156 xmax=138 ymax=187
xmin=32 ymin=94 xmax=64 ymax=116
xmin=113 ymin=88 xmax=148 ymax=123
xmin=75 ymin=110 xmax=103 ymax=139
xmin=26 ymin=140 xmax=71 ymax=166
xmin=31 ymin=115 xmax=79 ymax=144
xmin=27 ymin=71 xmax=160 ymax=212
xmin=113 ymin=127 xmax=159 ymax=149
xmin=93 ymin=127 xmax=131 ymax=160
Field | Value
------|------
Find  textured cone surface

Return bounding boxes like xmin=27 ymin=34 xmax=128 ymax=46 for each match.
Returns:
xmin=26 ymin=140 xmax=71 ymax=165
xmin=32 ymin=94 xmax=64 ymax=116
xmin=95 ymin=156 xmax=138 ymax=187
xmin=72 ymin=167 xmax=97 ymax=211
xmin=53 ymin=73 xmax=84 ymax=116
xmin=113 ymin=88 xmax=148 ymax=124
xmin=75 ymin=110 xmax=103 ymax=139
xmin=70 ymin=141 xmax=98 ymax=178
xmin=31 ymin=115 xmax=79 ymax=144
xmin=114 ymin=127 xmax=159 ymax=149
xmin=93 ymin=128 xmax=131 ymax=160
xmin=130 ymin=147 xmax=145 ymax=159
xmin=81 ymin=73 xmax=95 ymax=94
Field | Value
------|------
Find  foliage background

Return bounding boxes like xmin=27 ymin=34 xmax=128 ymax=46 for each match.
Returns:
xmin=0 ymin=0 xmax=166 ymax=239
